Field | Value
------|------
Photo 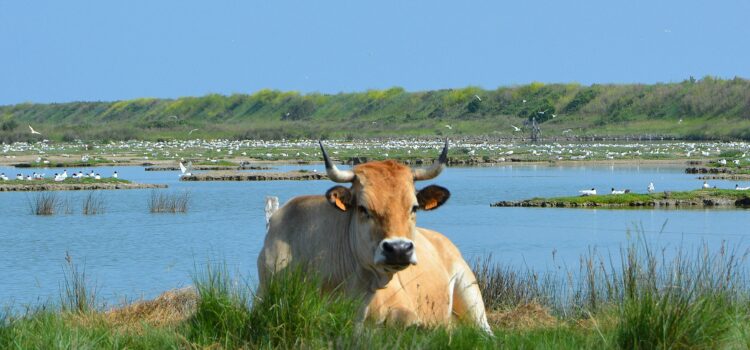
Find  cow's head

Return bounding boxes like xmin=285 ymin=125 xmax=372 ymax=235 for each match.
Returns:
xmin=320 ymin=140 xmax=450 ymax=275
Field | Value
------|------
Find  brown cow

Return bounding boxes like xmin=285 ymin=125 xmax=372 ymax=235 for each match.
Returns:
xmin=258 ymin=140 xmax=491 ymax=333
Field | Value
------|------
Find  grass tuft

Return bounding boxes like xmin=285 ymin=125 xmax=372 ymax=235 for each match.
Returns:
xmin=81 ymin=191 xmax=106 ymax=215
xmin=60 ymin=252 xmax=97 ymax=314
xmin=148 ymin=190 xmax=190 ymax=213
xmin=27 ymin=192 xmax=59 ymax=215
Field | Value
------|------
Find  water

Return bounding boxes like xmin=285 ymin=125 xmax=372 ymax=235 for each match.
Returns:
xmin=1 ymin=163 xmax=749 ymax=308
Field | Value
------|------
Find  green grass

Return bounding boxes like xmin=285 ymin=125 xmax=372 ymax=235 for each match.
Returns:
xmin=3 ymin=78 xmax=750 ymax=142
xmin=520 ymin=189 xmax=750 ymax=206
xmin=2 ymin=234 xmax=750 ymax=349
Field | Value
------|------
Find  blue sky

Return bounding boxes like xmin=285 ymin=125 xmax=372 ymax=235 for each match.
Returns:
xmin=1 ymin=0 xmax=748 ymax=105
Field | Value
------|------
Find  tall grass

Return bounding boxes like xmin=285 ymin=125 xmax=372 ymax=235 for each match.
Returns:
xmin=27 ymin=192 xmax=59 ymax=215
xmin=148 ymin=190 xmax=190 ymax=213
xmin=473 ymin=231 xmax=749 ymax=349
xmin=81 ymin=191 xmax=106 ymax=215
xmin=60 ymin=252 xmax=97 ymax=314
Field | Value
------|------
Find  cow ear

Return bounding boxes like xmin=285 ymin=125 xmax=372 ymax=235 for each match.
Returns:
xmin=326 ymin=186 xmax=352 ymax=211
xmin=417 ymin=185 xmax=450 ymax=211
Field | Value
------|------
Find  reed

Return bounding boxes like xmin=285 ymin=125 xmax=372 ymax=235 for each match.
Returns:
xmin=81 ymin=191 xmax=106 ymax=215
xmin=148 ymin=190 xmax=190 ymax=213
xmin=27 ymin=192 xmax=59 ymax=215
xmin=60 ymin=252 xmax=97 ymax=314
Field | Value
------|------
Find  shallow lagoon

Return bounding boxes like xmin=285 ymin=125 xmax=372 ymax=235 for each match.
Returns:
xmin=1 ymin=163 xmax=748 ymax=308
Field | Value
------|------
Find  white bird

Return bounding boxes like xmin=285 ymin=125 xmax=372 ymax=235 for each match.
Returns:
xmin=522 ymin=99 xmax=527 ymax=103
xmin=562 ymin=129 xmax=573 ymax=134
xmin=611 ymin=188 xmax=630 ymax=195
xmin=264 ymin=196 xmax=280 ymax=227
xmin=510 ymin=125 xmax=521 ymax=132
xmin=474 ymin=95 xmax=482 ymax=101
xmin=94 ymin=174 xmax=101 ymax=180
xmin=718 ymin=159 xmax=727 ymax=166
xmin=0 ymin=173 xmax=7 ymax=181
xmin=702 ymin=181 xmax=710 ymax=189
xmin=28 ymin=125 xmax=41 ymax=135
xmin=112 ymin=171 xmax=118 ymax=179
xmin=736 ymin=184 xmax=750 ymax=191
xmin=444 ymin=124 xmax=452 ymax=130
xmin=678 ymin=118 xmax=683 ymax=124
xmin=648 ymin=182 xmax=655 ymax=193
xmin=188 ymin=128 xmax=199 ymax=135
xmin=54 ymin=173 xmax=65 ymax=182
xmin=551 ymin=114 xmax=557 ymax=118
xmin=179 ymin=161 xmax=193 ymax=177
xmin=579 ymin=188 xmax=597 ymax=196
xmin=733 ymin=160 xmax=740 ymax=166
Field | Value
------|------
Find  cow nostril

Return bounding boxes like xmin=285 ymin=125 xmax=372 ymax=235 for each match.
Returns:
xmin=382 ymin=241 xmax=394 ymax=253
xmin=404 ymin=242 xmax=414 ymax=252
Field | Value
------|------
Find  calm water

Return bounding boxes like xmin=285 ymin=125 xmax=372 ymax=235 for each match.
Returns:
xmin=1 ymin=163 xmax=749 ymax=308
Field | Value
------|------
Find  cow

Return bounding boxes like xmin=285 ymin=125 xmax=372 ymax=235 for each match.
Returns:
xmin=257 ymin=140 xmax=492 ymax=333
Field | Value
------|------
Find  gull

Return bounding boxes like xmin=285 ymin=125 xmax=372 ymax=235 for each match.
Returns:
xmin=510 ymin=125 xmax=521 ymax=132
xmin=444 ymin=125 xmax=452 ymax=130
xmin=551 ymin=114 xmax=557 ymax=118
xmin=579 ymin=188 xmax=597 ymax=196
xmin=733 ymin=159 xmax=740 ymax=165
xmin=179 ymin=161 xmax=193 ymax=177
xmin=112 ymin=171 xmax=118 ymax=179
xmin=562 ymin=129 xmax=573 ymax=134
xmin=611 ymin=188 xmax=630 ymax=195
xmin=702 ymin=181 xmax=710 ymax=189
xmin=188 ymin=128 xmax=199 ymax=135
xmin=537 ymin=109 xmax=548 ymax=115
xmin=648 ymin=182 xmax=655 ymax=193
xmin=28 ymin=125 xmax=41 ymax=135
xmin=264 ymin=196 xmax=280 ymax=227
xmin=474 ymin=95 xmax=482 ymax=101
xmin=718 ymin=159 xmax=727 ymax=166
xmin=522 ymin=99 xmax=527 ymax=103
xmin=736 ymin=184 xmax=750 ymax=191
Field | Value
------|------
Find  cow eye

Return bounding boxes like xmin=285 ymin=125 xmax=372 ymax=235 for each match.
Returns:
xmin=358 ymin=205 xmax=371 ymax=218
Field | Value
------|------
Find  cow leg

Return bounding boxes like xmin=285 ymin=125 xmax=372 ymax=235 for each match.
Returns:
xmin=452 ymin=264 xmax=492 ymax=334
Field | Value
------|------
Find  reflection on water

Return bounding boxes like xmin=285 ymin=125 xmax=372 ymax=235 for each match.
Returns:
xmin=1 ymin=163 xmax=748 ymax=308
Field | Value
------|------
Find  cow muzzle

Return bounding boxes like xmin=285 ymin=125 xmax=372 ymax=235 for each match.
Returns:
xmin=375 ymin=238 xmax=417 ymax=270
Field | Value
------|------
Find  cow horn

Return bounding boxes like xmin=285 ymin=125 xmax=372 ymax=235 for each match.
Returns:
xmin=319 ymin=141 xmax=355 ymax=183
xmin=413 ymin=139 xmax=448 ymax=181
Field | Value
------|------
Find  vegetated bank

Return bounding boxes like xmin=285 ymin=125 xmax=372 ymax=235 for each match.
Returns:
xmin=0 ymin=178 xmax=166 ymax=191
xmin=491 ymin=189 xmax=750 ymax=208
xmin=2 ymin=77 xmax=750 ymax=143
xmin=2 ymin=236 xmax=749 ymax=349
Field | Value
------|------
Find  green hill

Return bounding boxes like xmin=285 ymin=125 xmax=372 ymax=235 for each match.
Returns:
xmin=2 ymin=76 xmax=750 ymax=142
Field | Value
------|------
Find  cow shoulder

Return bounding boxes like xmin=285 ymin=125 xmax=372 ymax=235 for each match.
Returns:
xmin=416 ymin=228 xmax=467 ymax=274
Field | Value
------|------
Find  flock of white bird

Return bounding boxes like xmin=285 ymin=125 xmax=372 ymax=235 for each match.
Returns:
xmin=0 ymin=170 xmax=118 ymax=182
xmin=3 ymin=138 xmax=750 ymax=164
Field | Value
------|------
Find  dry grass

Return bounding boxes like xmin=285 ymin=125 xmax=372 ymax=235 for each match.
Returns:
xmin=486 ymin=302 xmax=558 ymax=330
xmin=105 ymin=287 xmax=198 ymax=329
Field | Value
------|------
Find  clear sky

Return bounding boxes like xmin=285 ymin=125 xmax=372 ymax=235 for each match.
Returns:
xmin=1 ymin=0 xmax=748 ymax=105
